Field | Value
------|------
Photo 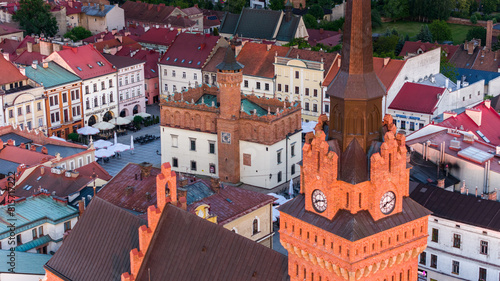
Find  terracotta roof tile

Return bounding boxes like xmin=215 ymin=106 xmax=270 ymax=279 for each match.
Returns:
xmin=202 ymin=46 xmax=227 ymax=73
xmin=49 ymin=45 xmax=116 ymax=79
xmin=286 ymin=48 xmax=337 ymax=78
xmin=121 ymin=1 xmax=177 ymax=25
xmin=307 ymin=28 xmax=341 ymax=47
xmin=236 ymin=43 xmax=289 ymax=78
xmin=399 ymin=41 xmax=459 ymax=58
xmin=389 ymin=82 xmax=445 ymax=114
xmin=0 ymin=23 xmax=21 ymax=36
xmin=136 ymin=27 xmax=177 ymax=47
xmin=12 ymin=50 xmax=47 ymax=66
xmin=0 ymin=145 xmax=53 ymax=166
xmin=0 ymin=55 xmax=26 ymax=84
xmin=159 ymin=33 xmax=219 ymax=69
xmin=120 ymin=49 xmax=160 ymax=79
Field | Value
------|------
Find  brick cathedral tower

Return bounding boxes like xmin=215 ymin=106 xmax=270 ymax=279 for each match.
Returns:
xmin=216 ymin=48 xmax=244 ymax=183
xmin=279 ymin=0 xmax=431 ymax=280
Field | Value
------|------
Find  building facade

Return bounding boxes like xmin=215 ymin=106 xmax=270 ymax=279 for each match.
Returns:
xmin=81 ymin=3 xmax=125 ymax=34
xmin=25 ymin=62 xmax=83 ymax=139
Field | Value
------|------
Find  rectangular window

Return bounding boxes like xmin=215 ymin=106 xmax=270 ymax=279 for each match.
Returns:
xmin=50 ymin=96 xmax=54 ymax=106
xmin=305 ymin=102 xmax=310 ymax=111
xmin=430 ymin=254 xmax=437 ymax=268
xmin=16 ymin=234 xmax=21 ymax=245
xmin=190 ymin=160 xmax=197 ymax=171
xmin=37 ymin=102 xmax=41 ymax=111
xmin=101 ymin=81 xmax=105 ymax=90
xmin=291 ymin=143 xmax=295 ymax=157
xmin=131 ymin=75 xmax=135 ymax=83
xmin=194 ymin=73 xmax=197 ymax=80
xmin=27 ymin=121 xmax=31 ymax=130
xmin=419 ymin=252 xmax=426 ymax=265
xmin=64 ymin=221 xmax=71 ymax=232
xmin=164 ymin=84 xmax=168 ymax=91
xmin=291 ymin=164 xmax=295 ymax=175
xmin=400 ymin=120 xmax=406 ymax=130
xmin=8 ymin=110 xmax=13 ymax=118
xmin=410 ymin=121 xmax=415 ymax=131
xmin=244 ymin=80 xmax=248 ymax=88
xmin=256 ymin=82 xmax=261 ymax=90
xmin=26 ymin=105 xmax=31 ymax=114
xmin=313 ymin=89 xmax=318 ymax=97
xmin=431 ymin=228 xmax=438 ymax=242
xmin=295 ymin=71 xmax=299 ymax=79
xmin=172 ymin=157 xmax=178 ymax=167
xmin=137 ymin=73 xmax=140 ymax=82
xmin=109 ymin=79 xmax=113 ymax=88
xmin=277 ymin=171 xmax=282 ymax=182
xmin=39 ymin=226 xmax=43 ymax=236
xmin=325 ymin=104 xmax=330 ymax=113
xmin=295 ymin=86 xmax=299 ymax=95
xmin=164 ymin=69 xmax=168 ymax=76
xmin=285 ymin=85 xmax=289 ymax=93
xmin=172 ymin=70 xmax=176 ymax=77
xmin=190 ymin=139 xmax=196 ymax=151
xmin=313 ymin=104 xmax=318 ymax=112
xmin=480 ymin=240 xmax=488 ymax=255
xmin=32 ymin=228 xmax=37 ymax=239
xmin=171 ymin=135 xmax=178 ymax=147
xmin=305 ymin=88 xmax=309 ymax=96
xmin=93 ymin=84 xmax=97 ymax=92
xmin=85 ymin=85 xmax=89 ymax=94
xmin=18 ymin=107 xmax=22 ymax=116
xmin=182 ymin=72 xmax=186 ymax=79
xmin=479 ymin=268 xmax=487 ymax=280
xmin=63 ymin=92 xmax=68 ymax=103
xmin=119 ymin=77 xmax=123 ymax=86
xmin=209 ymin=163 xmax=216 ymax=174
xmin=209 ymin=142 xmax=215 ymax=154
xmin=453 ymin=234 xmax=461 ymax=248
xmin=278 ymin=84 xmax=282 ymax=91
xmin=452 ymin=260 xmax=459 ymax=275
xmin=265 ymin=83 xmax=269 ymax=91
xmin=277 ymin=150 xmax=282 ymax=164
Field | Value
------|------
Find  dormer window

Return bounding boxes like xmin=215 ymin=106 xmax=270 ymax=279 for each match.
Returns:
xmin=198 ymin=46 xmax=201 ymax=50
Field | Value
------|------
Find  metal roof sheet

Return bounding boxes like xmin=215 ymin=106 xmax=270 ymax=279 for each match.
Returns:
xmin=15 ymin=234 xmax=54 ymax=252
xmin=0 ymin=250 xmax=51 ymax=274
xmin=0 ymin=132 xmax=32 ymax=145
xmin=25 ymin=62 xmax=81 ymax=89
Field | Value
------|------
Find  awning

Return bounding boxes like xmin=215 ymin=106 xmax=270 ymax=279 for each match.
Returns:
xmin=16 ymin=235 xmax=53 ymax=252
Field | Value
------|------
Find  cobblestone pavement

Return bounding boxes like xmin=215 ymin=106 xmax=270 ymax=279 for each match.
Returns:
xmin=99 ymin=104 xmax=162 ymax=176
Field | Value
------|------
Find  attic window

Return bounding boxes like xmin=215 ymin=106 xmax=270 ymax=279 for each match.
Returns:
xmin=166 ymin=57 xmax=170 ymax=61
xmin=188 ymin=60 xmax=192 ymax=64
xmin=197 ymin=61 xmax=201 ymax=65
xmin=174 ymin=58 xmax=178 ymax=62
xmin=181 ymin=59 xmax=185 ymax=63
xmin=87 ymin=64 xmax=93 ymax=69
xmin=96 ymin=61 xmax=104 ymax=66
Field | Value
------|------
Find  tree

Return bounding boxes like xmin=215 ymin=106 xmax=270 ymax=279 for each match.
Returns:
xmin=440 ymin=50 xmax=458 ymax=80
xmin=303 ymin=14 xmax=318 ymax=29
xmin=13 ymin=0 xmax=58 ymax=36
xmin=482 ymin=0 xmax=499 ymax=14
xmin=371 ymin=9 xmax=382 ymax=29
xmin=466 ymin=26 xmax=487 ymax=45
xmin=429 ymin=20 xmax=452 ymax=42
xmin=309 ymin=4 xmax=325 ymax=20
xmin=268 ymin=0 xmax=284 ymax=10
xmin=373 ymin=34 xmax=399 ymax=58
xmin=416 ymin=24 xmax=433 ymax=42
xmin=384 ymin=0 xmax=409 ymax=21
xmin=225 ymin=0 xmax=246 ymax=14
xmin=455 ymin=0 xmax=471 ymax=17
xmin=213 ymin=27 xmax=219 ymax=36
xmin=64 ymin=27 xmax=92 ymax=42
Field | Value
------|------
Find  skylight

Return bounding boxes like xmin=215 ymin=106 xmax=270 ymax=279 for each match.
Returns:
xmin=151 ymin=69 xmax=156 ymax=73
xmin=166 ymin=57 xmax=170 ymax=61
xmin=76 ymin=66 xmax=82 ymax=71
xmin=174 ymin=58 xmax=178 ymax=62
xmin=188 ymin=60 xmax=192 ymax=64
xmin=87 ymin=64 xmax=93 ymax=69
xmin=97 ymin=61 xmax=104 ymax=66
xmin=181 ymin=59 xmax=185 ymax=63
xmin=197 ymin=61 xmax=201 ymax=65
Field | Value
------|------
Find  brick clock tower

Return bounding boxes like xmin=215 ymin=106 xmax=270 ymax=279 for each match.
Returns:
xmin=216 ymin=48 xmax=244 ymax=183
xmin=279 ymin=0 xmax=431 ymax=280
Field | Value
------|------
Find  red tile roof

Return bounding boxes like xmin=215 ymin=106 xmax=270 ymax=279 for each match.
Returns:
xmin=0 ymin=24 xmax=21 ymax=36
xmin=286 ymin=48 xmax=337 ymax=78
xmin=97 ymin=163 xmax=160 ymax=213
xmin=12 ymin=50 xmax=47 ymax=66
xmin=389 ymin=82 xmax=445 ymax=114
xmin=188 ymin=185 xmax=275 ymax=225
xmin=307 ymin=28 xmax=341 ymax=47
xmin=399 ymin=41 xmax=459 ymax=59
xmin=136 ymin=27 xmax=177 ymax=46
xmin=0 ymin=55 xmax=26 ymax=84
xmin=202 ymin=46 xmax=227 ymax=73
xmin=236 ymin=42 xmax=289 ymax=78
xmin=203 ymin=16 xmax=220 ymax=29
xmin=82 ymin=31 xmax=117 ymax=43
xmin=0 ymin=38 xmax=21 ymax=55
xmin=14 ymin=161 xmax=111 ymax=199
xmin=51 ymin=45 xmax=116 ymax=79
xmin=117 ymin=49 xmax=160 ymax=79
xmin=165 ymin=15 xmax=196 ymax=28
xmin=121 ymin=1 xmax=177 ymax=25
xmin=0 ymin=145 xmax=53 ymax=166
xmin=159 ymin=33 xmax=219 ymax=69
xmin=92 ymin=37 xmax=141 ymax=53
xmin=181 ymin=6 xmax=202 ymax=16
xmin=438 ymin=101 xmax=500 ymax=146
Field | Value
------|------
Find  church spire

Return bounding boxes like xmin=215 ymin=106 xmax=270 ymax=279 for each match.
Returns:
xmin=326 ymin=0 xmax=385 ymax=152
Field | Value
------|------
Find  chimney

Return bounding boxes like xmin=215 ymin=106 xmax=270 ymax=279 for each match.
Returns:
xmin=112 ymin=28 xmax=117 ymax=35
xmin=465 ymin=108 xmax=482 ymax=126
xmin=40 ymin=41 xmax=52 ymax=56
xmin=266 ymin=44 xmax=271 ymax=51
xmin=319 ymin=28 xmax=324 ymax=34
xmin=0 ymin=139 xmax=3 ymax=149
xmin=383 ymin=57 xmax=390 ymax=66
xmin=43 ymin=60 xmax=48 ymax=68
xmin=78 ymin=199 xmax=85 ymax=215
xmin=437 ymin=178 xmax=445 ymax=188
xmin=40 ymin=166 xmax=45 ymax=175
xmin=27 ymin=41 xmax=33 ymax=53
xmin=485 ymin=99 xmax=491 ymax=108
xmin=443 ymin=111 xmax=457 ymax=120
xmin=179 ymin=177 xmax=188 ymax=187
xmin=445 ymin=78 xmax=449 ymax=89
xmin=139 ymin=162 xmax=152 ymax=178
xmin=30 ymin=145 xmax=36 ymax=151
xmin=467 ymin=41 xmax=474 ymax=55
xmin=41 ymin=146 xmax=48 ymax=154
xmin=488 ymin=190 xmax=497 ymax=201
xmin=210 ymin=177 xmax=221 ymax=193
xmin=486 ymin=20 xmax=493 ymax=50
xmin=32 ymin=60 xmax=38 ymax=69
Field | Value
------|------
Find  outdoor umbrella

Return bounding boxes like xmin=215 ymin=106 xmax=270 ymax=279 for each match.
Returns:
xmin=124 ymin=115 xmax=135 ymax=121
xmin=109 ymin=117 xmax=131 ymax=126
xmin=95 ymin=148 xmax=115 ymax=158
xmin=134 ymin=112 xmax=151 ymax=118
xmin=92 ymin=122 xmax=115 ymax=131
xmin=130 ymin=135 xmax=134 ymax=154
xmin=288 ymin=180 xmax=294 ymax=198
xmin=49 ymin=135 xmax=66 ymax=142
xmin=77 ymin=126 xmax=99 ymax=135
xmin=108 ymin=143 xmax=131 ymax=153
xmin=114 ymin=131 xmax=117 ymax=145
xmin=93 ymin=139 xmax=113 ymax=149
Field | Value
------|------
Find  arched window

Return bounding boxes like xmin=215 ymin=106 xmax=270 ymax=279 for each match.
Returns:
xmin=252 ymin=217 xmax=260 ymax=235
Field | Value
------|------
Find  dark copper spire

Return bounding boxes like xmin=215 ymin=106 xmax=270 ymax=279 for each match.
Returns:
xmin=326 ymin=0 xmax=385 ymax=152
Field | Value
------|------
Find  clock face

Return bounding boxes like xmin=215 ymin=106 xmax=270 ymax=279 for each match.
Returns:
xmin=221 ymin=132 xmax=231 ymax=144
xmin=312 ymin=189 xmax=327 ymax=213
xmin=380 ymin=191 xmax=396 ymax=215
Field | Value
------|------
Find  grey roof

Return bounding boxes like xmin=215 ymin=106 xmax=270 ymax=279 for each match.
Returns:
xmin=409 ymin=152 xmax=460 ymax=188
xmin=180 ymin=181 xmax=215 ymax=205
xmin=102 ymin=54 xmax=145 ymax=69
xmin=456 ymin=67 xmax=500 ymax=85
xmin=0 ymin=158 xmax=20 ymax=175
xmin=279 ymin=194 xmax=431 ymax=241
xmin=216 ymin=47 xmax=243 ymax=71
xmin=0 ymin=133 xmax=32 ymax=146
xmin=45 ymin=197 xmax=146 ymax=281
xmin=0 ymin=250 xmax=51 ymax=274
xmin=36 ymin=144 xmax=86 ymax=158
xmin=276 ymin=16 xmax=300 ymax=42
xmin=410 ymin=183 xmax=500 ymax=231
xmin=82 ymin=5 xmax=115 ymax=17
xmin=219 ymin=13 xmax=240 ymax=35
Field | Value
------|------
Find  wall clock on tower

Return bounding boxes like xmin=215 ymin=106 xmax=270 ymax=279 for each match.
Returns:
xmin=312 ymin=189 xmax=327 ymax=213
xmin=221 ymin=132 xmax=231 ymax=144
xmin=380 ymin=191 xmax=396 ymax=215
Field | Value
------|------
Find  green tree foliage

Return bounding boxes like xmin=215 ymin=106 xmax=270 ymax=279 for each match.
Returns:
xmin=213 ymin=27 xmax=219 ymax=36
xmin=395 ymin=34 xmax=409 ymax=55
xmin=373 ymin=34 xmax=400 ymax=58
xmin=466 ymin=26 xmax=487 ymax=45
xmin=440 ymin=50 xmax=458 ymax=80
xmin=318 ymin=0 xmax=332 ymax=9
xmin=455 ymin=0 xmax=471 ymax=17
xmin=226 ymin=0 xmax=246 ymax=14
xmin=416 ymin=24 xmax=433 ymax=42
xmin=318 ymin=17 xmax=344 ymax=31
xmin=303 ymin=14 xmax=318 ymax=29
xmin=482 ymin=0 xmax=499 ymax=14
xmin=372 ymin=9 xmax=382 ymax=29
xmin=428 ymin=20 xmax=452 ymax=42
xmin=384 ymin=0 xmax=409 ymax=21
xmin=64 ymin=27 xmax=92 ymax=41
xmin=407 ymin=0 xmax=454 ymax=21
xmin=470 ymin=13 xmax=478 ymax=24
xmin=268 ymin=0 xmax=284 ymax=10
xmin=13 ymin=0 xmax=58 ymax=36
xmin=309 ymin=4 xmax=325 ymax=20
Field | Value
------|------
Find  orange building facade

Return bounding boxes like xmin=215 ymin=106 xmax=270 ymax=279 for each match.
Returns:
xmin=45 ymin=82 xmax=84 ymax=138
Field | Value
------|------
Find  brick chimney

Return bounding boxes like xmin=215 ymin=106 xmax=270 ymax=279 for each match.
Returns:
xmin=443 ymin=111 xmax=457 ymax=120
xmin=485 ymin=99 xmax=491 ymax=109
xmin=0 ymin=139 xmax=3 ymax=149
xmin=210 ymin=177 xmax=221 ymax=193
xmin=41 ymin=146 xmax=48 ymax=154
xmin=486 ymin=20 xmax=493 ymax=50
xmin=138 ymin=162 xmax=152 ymax=178
xmin=436 ymin=178 xmax=445 ymax=188
xmin=40 ymin=41 xmax=52 ymax=56
xmin=27 ymin=41 xmax=33 ymax=53
xmin=465 ymin=108 xmax=482 ymax=126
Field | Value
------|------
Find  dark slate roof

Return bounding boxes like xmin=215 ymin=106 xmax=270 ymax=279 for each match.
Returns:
xmin=45 ymin=197 xmax=146 ymax=281
xmin=409 ymin=152 xmax=460 ymax=188
xmin=216 ymin=47 xmax=244 ymax=71
xmin=339 ymin=138 xmax=368 ymax=184
xmin=491 ymin=95 xmax=500 ymax=112
xmin=135 ymin=204 xmax=288 ymax=281
xmin=102 ymin=54 xmax=145 ymax=69
xmin=0 ymin=158 xmax=20 ymax=175
xmin=410 ymin=183 xmax=500 ymax=231
xmin=0 ymin=132 xmax=32 ymax=145
xmin=276 ymin=16 xmax=300 ymax=42
xmin=456 ymin=67 xmax=500 ymax=85
xmin=219 ymin=13 xmax=240 ymax=35
xmin=279 ymin=194 xmax=431 ymax=241
xmin=181 ymin=180 xmax=215 ymax=205
xmin=38 ymin=144 xmax=86 ymax=158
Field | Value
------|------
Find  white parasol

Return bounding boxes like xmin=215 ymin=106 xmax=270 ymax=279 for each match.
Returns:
xmin=77 ymin=126 xmax=99 ymax=135
xmin=134 ymin=112 xmax=151 ymax=118
xmin=95 ymin=148 xmax=115 ymax=158
xmin=92 ymin=122 xmax=115 ymax=131
xmin=109 ymin=117 xmax=131 ymax=126
xmin=288 ymin=179 xmax=294 ymax=197
xmin=93 ymin=139 xmax=113 ymax=149
xmin=130 ymin=135 xmax=134 ymax=152
xmin=114 ymin=131 xmax=117 ymax=145
xmin=108 ymin=143 xmax=130 ymax=153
